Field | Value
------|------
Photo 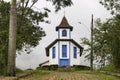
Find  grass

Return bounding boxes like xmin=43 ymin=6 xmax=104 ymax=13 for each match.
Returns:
xmin=19 ymin=70 xmax=120 ymax=80
xmin=81 ymin=72 xmax=120 ymax=80
xmin=100 ymin=64 xmax=120 ymax=73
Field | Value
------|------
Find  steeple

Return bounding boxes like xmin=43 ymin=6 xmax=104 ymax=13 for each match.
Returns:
xmin=56 ymin=16 xmax=73 ymax=31
xmin=59 ymin=16 xmax=70 ymax=27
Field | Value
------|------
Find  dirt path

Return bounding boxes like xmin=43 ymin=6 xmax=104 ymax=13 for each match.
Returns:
xmin=20 ymin=72 xmax=87 ymax=80
xmin=19 ymin=71 xmax=120 ymax=80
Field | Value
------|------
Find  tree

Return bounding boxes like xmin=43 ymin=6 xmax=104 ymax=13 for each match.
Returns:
xmin=0 ymin=0 xmax=46 ymax=75
xmin=100 ymin=0 xmax=120 ymax=15
xmin=100 ymin=0 xmax=120 ymax=69
xmin=6 ymin=0 xmax=73 ymax=76
xmin=104 ymin=15 xmax=120 ymax=69
xmin=0 ymin=1 xmax=9 ymax=75
xmin=93 ymin=19 xmax=111 ymax=67
xmin=81 ymin=17 xmax=120 ymax=69
xmin=81 ymin=19 xmax=111 ymax=68
xmin=7 ymin=0 xmax=17 ymax=76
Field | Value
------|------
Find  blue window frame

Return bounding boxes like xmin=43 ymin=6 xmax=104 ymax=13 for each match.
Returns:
xmin=74 ymin=47 xmax=77 ymax=58
xmin=52 ymin=47 xmax=55 ymax=58
xmin=62 ymin=30 xmax=67 ymax=37
xmin=62 ymin=45 xmax=67 ymax=57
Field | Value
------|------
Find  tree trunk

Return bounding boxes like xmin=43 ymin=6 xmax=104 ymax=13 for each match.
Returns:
xmin=7 ymin=0 xmax=17 ymax=76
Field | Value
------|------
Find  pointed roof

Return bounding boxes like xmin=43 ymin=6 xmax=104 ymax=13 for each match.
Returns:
xmin=56 ymin=16 xmax=73 ymax=31
xmin=59 ymin=16 xmax=70 ymax=27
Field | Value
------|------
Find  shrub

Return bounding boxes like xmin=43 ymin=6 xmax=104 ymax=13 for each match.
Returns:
xmin=73 ymin=65 xmax=90 ymax=71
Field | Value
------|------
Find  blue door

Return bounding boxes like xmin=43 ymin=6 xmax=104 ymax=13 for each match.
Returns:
xmin=59 ymin=59 xmax=70 ymax=66
xmin=59 ymin=45 xmax=70 ymax=66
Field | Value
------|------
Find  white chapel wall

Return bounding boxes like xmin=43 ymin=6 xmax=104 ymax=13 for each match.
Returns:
xmin=49 ymin=42 xmax=58 ymax=65
xmin=70 ymin=42 xmax=80 ymax=66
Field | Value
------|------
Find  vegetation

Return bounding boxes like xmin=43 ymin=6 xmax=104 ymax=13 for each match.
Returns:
xmin=0 ymin=0 xmax=73 ymax=76
xmin=100 ymin=64 xmax=116 ymax=72
xmin=99 ymin=0 xmax=120 ymax=70
xmin=0 ymin=1 xmax=46 ymax=75
xmin=81 ymin=0 xmax=120 ymax=71
xmin=18 ymin=70 xmax=120 ymax=80
xmin=100 ymin=0 xmax=120 ymax=15
xmin=81 ymin=17 xmax=120 ymax=70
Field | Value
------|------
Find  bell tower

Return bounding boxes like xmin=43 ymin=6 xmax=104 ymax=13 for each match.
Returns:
xmin=56 ymin=16 xmax=73 ymax=39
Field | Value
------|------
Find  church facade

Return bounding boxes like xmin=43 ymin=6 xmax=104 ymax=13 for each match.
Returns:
xmin=45 ymin=16 xmax=83 ymax=66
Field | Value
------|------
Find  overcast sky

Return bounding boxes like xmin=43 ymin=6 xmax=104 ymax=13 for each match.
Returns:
xmin=5 ymin=0 xmax=111 ymax=70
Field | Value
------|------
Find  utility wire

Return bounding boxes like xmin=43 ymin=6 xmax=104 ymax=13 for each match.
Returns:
xmin=78 ymin=22 xmax=91 ymax=33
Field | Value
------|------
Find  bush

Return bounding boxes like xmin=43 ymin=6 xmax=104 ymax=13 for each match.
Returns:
xmin=101 ymin=64 xmax=120 ymax=72
xmin=16 ymin=68 xmax=23 ymax=73
xmin=73 ymin=65 xmax=90 ymax=71
xmin=0 ymin=68 xmax=6 ymax=75
xmin=49 ymin=65 xmax=58 ymax=70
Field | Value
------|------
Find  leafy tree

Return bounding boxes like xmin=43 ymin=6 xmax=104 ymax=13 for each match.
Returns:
xmin=99 ymin=0 xmax=120 ymax=69
xmin=0 ymin=0 xmax=73 ymax=76
xmin=81 ymin=19 xmax=111 ymax=68
xmin=81 ymin=17 xmax=120 ymax=69
xmin=104 ymin=15 xmax=120 ymax=69
xmin=93 ymin=19 xmax=111 ymax=67
xmin=100 ymin=0 xmax=120 ymax=15
xmin=0 ymin=1 xmax=10 ymax=75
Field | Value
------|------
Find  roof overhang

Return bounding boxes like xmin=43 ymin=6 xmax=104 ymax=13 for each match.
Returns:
xmin=56 ymin=26 xmax=73 ymax=31
xmin=46 ymin=39 xmax=83 ymax=57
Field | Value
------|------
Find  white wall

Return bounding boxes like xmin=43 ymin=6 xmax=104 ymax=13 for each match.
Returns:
xmin=49 ymin=43 xmax=58 ymax=65
xmin=70 ymin=42 xmax=80 ymax=66
xmin=49 ymin=41 xmax=81 ymax=66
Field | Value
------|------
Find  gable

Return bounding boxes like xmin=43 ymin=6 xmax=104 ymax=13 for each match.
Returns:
xmin=46 ymin=39 xmax=83 ymax=56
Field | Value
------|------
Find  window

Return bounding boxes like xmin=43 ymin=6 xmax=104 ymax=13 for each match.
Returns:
xmin=62 ymin=30 xmax=67 ymax=37
xmin=74 ymin=47 xmax=77 ymax=58
xmin=52 ymin=47 xmax=55 ymax=58
xmin=62 ymin=45 xmax=67 ymax=57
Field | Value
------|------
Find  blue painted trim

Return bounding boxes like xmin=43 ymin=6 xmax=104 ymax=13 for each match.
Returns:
xmin=74 ymin=47 xmax=77 ymax=58
xmin=69 ymin=29 xmax=71 ymax=38
xmin=52 ymin=47 xmax=55 ymax=58
xmin=58 ymin=41 xmax=60 ymax=65
xmin=69 ymin=41 xmax=70 ymax=65
xmin=58 ymin=29 xmax=60 ymax=65
xmin=62 ymin=45 xmax=67 ymax=57
xmin=58 ymin=29 xmax=60 ymax=39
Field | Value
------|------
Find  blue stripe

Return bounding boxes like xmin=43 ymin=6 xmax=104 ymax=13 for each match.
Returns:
xmin=74 ymin=47 xmax=77 ymax=58
xmin=69 ymin=29 xmax=71 ymax=38
xmin=58 ymin=29 xmax=60 ymax=39
xmin=58 ymin=29 xmax=60 ymax=65
xmin=58 ymin=41 xmax=60 ymax=65
xmin=52 ymin=47 xmax=55 ymax=58
xmin=69 ymin=41 xmax=70 ymax=65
